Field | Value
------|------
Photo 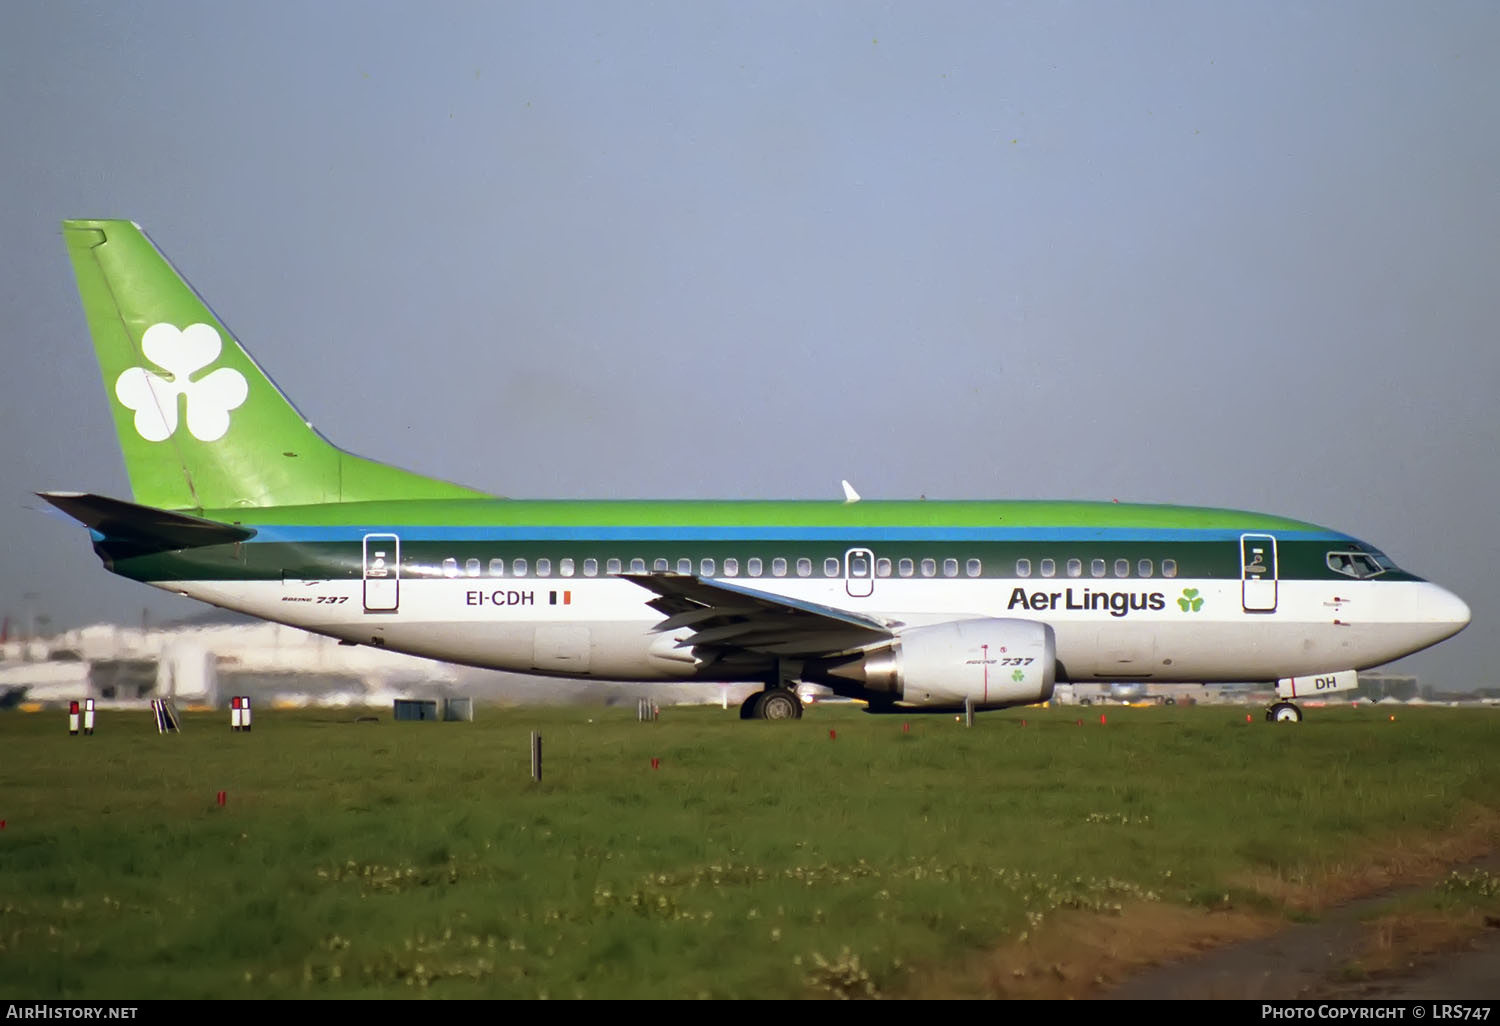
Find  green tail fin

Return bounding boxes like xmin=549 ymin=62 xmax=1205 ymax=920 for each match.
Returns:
xmin=62 ymin=220 xmax=488 ymax=510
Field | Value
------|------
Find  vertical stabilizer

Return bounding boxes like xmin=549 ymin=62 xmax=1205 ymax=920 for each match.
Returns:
xmin=62 ymin=219 xmax=487 ymax=510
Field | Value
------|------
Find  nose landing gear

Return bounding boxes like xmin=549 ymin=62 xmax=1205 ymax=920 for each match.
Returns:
xmin=1266 ymin=701 xmax=1302 ymax=723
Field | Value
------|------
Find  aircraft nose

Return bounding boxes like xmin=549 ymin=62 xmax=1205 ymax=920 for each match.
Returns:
xmin=1428 ymin=584 xmax=1471 ymax=640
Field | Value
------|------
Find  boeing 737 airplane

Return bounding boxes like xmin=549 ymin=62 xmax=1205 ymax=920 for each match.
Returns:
xmin=43 ymin=220 xmax=1471 ymax=722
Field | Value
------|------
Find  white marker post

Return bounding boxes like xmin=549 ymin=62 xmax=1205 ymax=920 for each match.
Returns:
xmin=83 ymin=698 xmax=95 ymax=736
xmin=152 ymin=699 xmax=181 ymax=734
xmin=242 ymin=697 xmax=252 ymax=732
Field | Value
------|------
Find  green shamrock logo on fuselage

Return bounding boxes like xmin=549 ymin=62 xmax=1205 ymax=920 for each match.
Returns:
xmin=1177 ymin=588 xmax=1204 ymax=612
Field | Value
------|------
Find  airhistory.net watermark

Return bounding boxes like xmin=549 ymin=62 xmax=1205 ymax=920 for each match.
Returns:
xmin=4 ymin=1007 xmax=137 ymax=1019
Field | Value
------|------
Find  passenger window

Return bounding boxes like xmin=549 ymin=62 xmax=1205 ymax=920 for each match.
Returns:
xmin=1161 ymin=559 xmax=1177 ymax=578
xmin=1067 ymin=558 xmax=1082 ymax=578
xmin=654 ymin=558 xmax=669 ymax=572
xmin=824 ymin=557 xmax=840 ymax=577
xmin=701 ymin=558 xmax=716 ymax=576
xmin=1091 ymin=559 xmax=1106 ymax=578
xmin=796 ymin=558 xmax=812 ymax=577
xmin=465 ymin=558 xmax=481 ymax=577
xmin=559 ymin=558 xmax=575 ymax=577
xmin=723 ymin=557 xmax=739 ymax=577
xmin=628 ymin=557 xmax=644 ymax=573
xmin=1040 ymin=558 xmax=1056 ymax=578
xmin=512 ymin=558 xmax=528 ymax=577
xmin=677 ymin=558 xmax=692 ymax=574
xmin=1016 ymin=558 xmax=1032 ymax=578
xmin=850 ymin=553 xmax=869 ymax=576
xmin=772 ymin=557 xmax=788 ymax=577
xmin=942 ymin=558 xmax=957 ymax=578
xmin=489 ymin=558 xmax=505 ymax=577
xmin=443 ymin=557 xmax=459 ymax=578
xmin=920 ymin=558 xmax=936 ymax=578
xmin=537 ymin=558 xmax=552 ymax=577
xmin=1114 ymin=558 xmax=1129 ymax=578
xmin=966 ymin=558 xmax=981 ymax=577
xmin=876 ymin=558 xmax=892 ymax=577
xmin=1138 ymin=559 xmax=1153 ymax=578
xmin=748 ymin=557 xmax=763 ymax=577
xmin=899 ymin=558 xmax=914 ymax=578
xmin=584 ymin=558 xmax=598 ymax=577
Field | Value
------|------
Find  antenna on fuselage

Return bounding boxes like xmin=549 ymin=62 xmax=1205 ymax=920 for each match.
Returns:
xmin=841 ymin=480 xmax=861 ymax=504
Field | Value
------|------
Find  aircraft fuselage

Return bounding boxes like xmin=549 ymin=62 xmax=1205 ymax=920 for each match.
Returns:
xmin=103 ymin=498 xmax=1470 ymax=692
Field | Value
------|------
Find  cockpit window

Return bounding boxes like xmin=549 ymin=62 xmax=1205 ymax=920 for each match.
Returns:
xmin=1326 ymin=551 xmax=1386 ymax=579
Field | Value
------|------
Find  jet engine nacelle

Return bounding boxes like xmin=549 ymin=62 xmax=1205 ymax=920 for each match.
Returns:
xmin=813 ymin=618 xmax=1057 ymax=709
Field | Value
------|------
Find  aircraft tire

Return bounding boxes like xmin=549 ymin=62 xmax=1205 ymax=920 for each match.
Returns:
xmin=1266 ymin=701 xmax=1302 ymax=724
xmin=755 ymin=688 xmax=803 ymax=720
xmin=739 ymin=693 xmax=760 ymax=719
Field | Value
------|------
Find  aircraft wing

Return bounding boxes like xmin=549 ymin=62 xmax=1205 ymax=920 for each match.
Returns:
xmin=619 ymin=572 xmax=896 ymax=658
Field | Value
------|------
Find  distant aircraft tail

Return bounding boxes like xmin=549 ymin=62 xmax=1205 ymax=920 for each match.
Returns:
xmin=61 ymin=219 xmax=487 ymax=511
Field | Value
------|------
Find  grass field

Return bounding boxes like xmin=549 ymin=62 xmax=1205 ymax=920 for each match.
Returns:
xmin=1 ymin=702 xmax=1497 ymax=999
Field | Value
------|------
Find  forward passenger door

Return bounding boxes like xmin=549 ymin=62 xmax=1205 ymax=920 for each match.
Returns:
xmin=1240 ymin=534 xmax=1277 ymax=613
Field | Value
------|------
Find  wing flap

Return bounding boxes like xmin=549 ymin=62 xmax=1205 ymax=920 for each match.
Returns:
xmin=619 ymin=572 xmax=894 ymax=660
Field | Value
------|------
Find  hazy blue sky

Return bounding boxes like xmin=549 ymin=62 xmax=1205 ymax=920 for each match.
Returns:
xmin=2 ymin=2 xmax=1494 ymax=689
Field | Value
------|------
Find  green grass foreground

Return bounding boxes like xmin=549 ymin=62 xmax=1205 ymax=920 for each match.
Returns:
xmin=1 ymin=702 xmax=1497 ymax=998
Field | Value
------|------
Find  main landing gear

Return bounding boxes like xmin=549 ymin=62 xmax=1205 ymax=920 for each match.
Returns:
xmin=739 ymin=687 xmax=804 ymax=720
xmin=739 ymin=661 xmax=806 ymax=720
xmin=1266 ymin=701 xmax=1303 ymax=723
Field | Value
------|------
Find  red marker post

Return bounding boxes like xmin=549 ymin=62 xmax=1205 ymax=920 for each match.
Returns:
xmin=68 ymin=701 xmax=80 ymax=736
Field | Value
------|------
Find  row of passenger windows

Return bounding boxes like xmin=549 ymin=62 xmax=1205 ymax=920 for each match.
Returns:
xmin=432 ymin=556 xmax=983 ymax=579
xmin=1017 ymin=557 xmax=1178 ymax=579
xmin=425 ymin=555 xmax=1177 ymax=580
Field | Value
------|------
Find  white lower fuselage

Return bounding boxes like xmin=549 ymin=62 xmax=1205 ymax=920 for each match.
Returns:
xmin=168 ymin=574 xmax=1470 ymax=685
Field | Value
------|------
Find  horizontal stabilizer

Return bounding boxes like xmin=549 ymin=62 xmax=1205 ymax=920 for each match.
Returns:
xmin=38 ymin=491 xmax=255 ymax=549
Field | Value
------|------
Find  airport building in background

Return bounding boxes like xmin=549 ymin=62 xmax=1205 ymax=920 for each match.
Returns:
xmin=0 ymin=617 xmax=1491 ymax=713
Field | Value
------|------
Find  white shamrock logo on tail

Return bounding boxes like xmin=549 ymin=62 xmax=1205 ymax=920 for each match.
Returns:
xmin=115 ymin=323 xmax=248 ymax=441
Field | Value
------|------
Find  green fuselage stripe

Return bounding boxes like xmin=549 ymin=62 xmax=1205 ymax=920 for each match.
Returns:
xmin=102 ymin=536 xmax=1413 ymax=586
